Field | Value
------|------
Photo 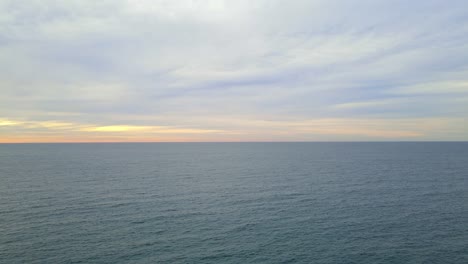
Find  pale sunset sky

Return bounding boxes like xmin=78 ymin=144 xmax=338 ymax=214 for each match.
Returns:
xmin=1 ymin=0 xmax=467 ymax=142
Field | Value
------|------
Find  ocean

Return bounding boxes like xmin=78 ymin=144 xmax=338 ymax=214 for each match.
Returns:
xmin=0 ymin=142 xmax=467 ymax=263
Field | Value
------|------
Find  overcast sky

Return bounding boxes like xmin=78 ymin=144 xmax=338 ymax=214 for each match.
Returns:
xmin=1 ymin=0 xmax=467 ymax=142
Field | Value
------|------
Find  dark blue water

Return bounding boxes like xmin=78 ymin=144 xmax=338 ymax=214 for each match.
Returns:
xmin=1 ymin=143 xmax=467 ymax=263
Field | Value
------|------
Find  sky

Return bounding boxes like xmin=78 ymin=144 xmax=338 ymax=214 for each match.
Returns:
xmin=1 ymin=0 xmax=467 ymax=142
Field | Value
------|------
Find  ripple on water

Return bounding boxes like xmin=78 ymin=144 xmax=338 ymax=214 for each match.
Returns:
xmin=1 ymin=142 xmax=467 ymax=263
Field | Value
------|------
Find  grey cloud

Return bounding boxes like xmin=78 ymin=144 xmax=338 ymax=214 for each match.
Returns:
xmin=1 ymin=0 xmax=468 ymax=141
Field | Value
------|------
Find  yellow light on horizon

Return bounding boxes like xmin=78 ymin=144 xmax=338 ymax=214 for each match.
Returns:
xmin=0 ymin=119 xmax=21 ymax=126
xmin=81 ymin=125 xmax=222 ymax=134
xmin=82 ymin=125 xmax=153 ymax=132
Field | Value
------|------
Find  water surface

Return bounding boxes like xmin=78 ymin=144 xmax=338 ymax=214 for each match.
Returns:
xmin=1 ymin=142 xmax=467 ymax=263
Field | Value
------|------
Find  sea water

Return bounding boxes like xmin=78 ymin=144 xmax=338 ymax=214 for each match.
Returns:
xmin=1 ymin=142 xmax=467 ymax=263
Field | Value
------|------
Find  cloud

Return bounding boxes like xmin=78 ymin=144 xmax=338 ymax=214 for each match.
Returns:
xmin=1 ymin=0 xmax=468 ymax=141
xmin=2 ymin=116 xmax=466 ymax=143
xmin=0 ymin=119 xmax=20 ymax=126
xmin=389 ymin=80 xmax=468 ymax=95
xmin=0 ymin=117 xmax=226 ymax=142
xmin=81 ymin=125 xmax=221 ymax=134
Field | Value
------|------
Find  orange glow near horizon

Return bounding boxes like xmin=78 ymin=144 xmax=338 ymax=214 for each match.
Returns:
xmin=1 ymin=116 xmax=465 ymax=143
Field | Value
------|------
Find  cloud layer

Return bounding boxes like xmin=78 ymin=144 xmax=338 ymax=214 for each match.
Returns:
xmin=1 ymin=0 xmax=467 ymax=142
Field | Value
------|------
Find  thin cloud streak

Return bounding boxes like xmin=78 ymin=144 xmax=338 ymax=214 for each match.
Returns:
xmin=1 ymin=116 xmax=466 ymax=143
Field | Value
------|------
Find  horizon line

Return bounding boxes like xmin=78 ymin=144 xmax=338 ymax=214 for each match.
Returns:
xmin=1 ymin=141 xmax=467 ymax=144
